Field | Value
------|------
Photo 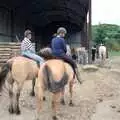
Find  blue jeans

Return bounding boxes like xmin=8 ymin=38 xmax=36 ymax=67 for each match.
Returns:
xmin=21 ymin=51 xmax=44 ymax=65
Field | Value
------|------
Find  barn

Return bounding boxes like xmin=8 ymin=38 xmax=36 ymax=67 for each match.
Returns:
xmin=0 ymin=0 xmax=89 ymax=63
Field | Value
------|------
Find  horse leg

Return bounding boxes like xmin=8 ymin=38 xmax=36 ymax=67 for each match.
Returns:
xmin=52 ymin=92 xmax=61 ymax=120
xmin=30 ymin=78 xmax=36 ymax=96
xmin=43 ymin=96 xmax=46 ymax=101
xmin=30 ymin=78 xmax=46 ymax=100
xmin=8 ymin=82 xmax=14 ymax=114
xmin=35 ymin=85 xmax=44 ymax=120
xmin=60 ymin=88 xmax=65 ymax=105
xmin=14 ymin=83 xmax=23 ymax=115
xmin=69 ymin=81 xmax=74 ymax=106
xmin=102 ymin=53 xmax=104 ymax=60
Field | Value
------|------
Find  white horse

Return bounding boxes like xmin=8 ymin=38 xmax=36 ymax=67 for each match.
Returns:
xmin=76 ymin=47 xmax=87 ymax=64
xmin=98 ymin=44 xmax=107 ymax=63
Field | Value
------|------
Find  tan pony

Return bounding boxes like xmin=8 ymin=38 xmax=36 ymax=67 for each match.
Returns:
xmin=0 ymin=56 xmax=39 ymax=114
xmin=35 ymin=48 xmax=81 ymax=120
xmin=0 ymin=48 xmax=81 ymax=120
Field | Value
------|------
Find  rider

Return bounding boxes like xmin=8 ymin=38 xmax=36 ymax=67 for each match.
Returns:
xmin=51 ymin=27 xmax=81 ymax=83
xmin=21 ymin=29 xmax=44 ymax=65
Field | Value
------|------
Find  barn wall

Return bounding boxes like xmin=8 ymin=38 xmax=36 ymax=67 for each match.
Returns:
xmin=0 ymin=7 xmax=26 ymax=42
xmin=0 ymin=8 xmax=11 ymax=42
xmin=67 ymin=32 xmax=82 ymax=48
xmin=0 ymin=7 xmax=87 ymax=49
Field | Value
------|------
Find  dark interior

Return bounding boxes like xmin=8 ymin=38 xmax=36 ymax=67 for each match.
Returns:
xmin=0 ymin=0 xmax=89 ymax=49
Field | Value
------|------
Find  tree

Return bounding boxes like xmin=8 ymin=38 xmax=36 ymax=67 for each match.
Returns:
xmin=94 ymin=24 xmax=107 ymax=44
xmin=92 ymin=24 xmax=120 ymax=51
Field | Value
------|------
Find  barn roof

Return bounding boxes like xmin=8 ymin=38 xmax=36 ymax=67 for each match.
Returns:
xmin=0 ymin=0 xmax=89 ymax=28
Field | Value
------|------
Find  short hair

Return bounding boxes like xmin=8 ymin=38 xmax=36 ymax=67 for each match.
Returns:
xmin=24 ymin=29 xmax=32 ymax=37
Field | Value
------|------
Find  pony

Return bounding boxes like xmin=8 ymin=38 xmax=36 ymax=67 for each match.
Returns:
xmin=76 ymin=47 xmax=87 ymax=64
xmin=98 ymin=44 xmax=107 ymax=64
xmin=35 ymin=47 xmax=81 ymax=120
xmin=0 ymin=56 xmax=39 ymax=114
xmin=0 ymin=47 xmax=81 ymax=119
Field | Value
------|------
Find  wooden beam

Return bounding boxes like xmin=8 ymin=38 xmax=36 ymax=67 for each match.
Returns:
xmin=88 ymin=0 xmax=92 ymax=64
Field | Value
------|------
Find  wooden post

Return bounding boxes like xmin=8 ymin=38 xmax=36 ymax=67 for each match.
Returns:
xmin=11 ymin=9 xmax=14 ymax=42
xmin=88 ymin=0 xmax=92 ymax=64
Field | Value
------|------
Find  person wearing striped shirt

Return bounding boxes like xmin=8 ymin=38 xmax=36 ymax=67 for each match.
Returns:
xmin=21 ymin=29 xmax=44 ymax=65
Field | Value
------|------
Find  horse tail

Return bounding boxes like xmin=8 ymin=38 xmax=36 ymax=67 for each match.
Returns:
xmin=43 ymin=64 xmax=68 ymax=92
xmin=43 ymin=64 xmax=53 ymax=88
xmin=0 ymin=63 xmax=11 ymax=91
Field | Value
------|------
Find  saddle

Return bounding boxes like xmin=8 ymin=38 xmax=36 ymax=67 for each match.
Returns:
xmin=22 ymin=55 xmax=40 ymax=67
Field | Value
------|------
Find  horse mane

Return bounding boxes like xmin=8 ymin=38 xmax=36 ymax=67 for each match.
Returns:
xmin=38 ymin=47 xmax=56 ymax=60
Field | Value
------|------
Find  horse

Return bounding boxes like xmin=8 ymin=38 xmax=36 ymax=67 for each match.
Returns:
xmin=0 ymin=47 xmax=81 ymax=119
xmin=35 ymin=47 xmax=81 ymax=120
xmin=76 ymin=47 xmax=87 ymax=64
xmin=98 ymin=45 xmax=107 ymax=64
xmin=0 ymin=56 xmax=39 ymax=114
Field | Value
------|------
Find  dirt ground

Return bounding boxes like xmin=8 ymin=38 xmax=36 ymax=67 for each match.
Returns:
xmin=1 ymin=57 xmax=120 ymax=120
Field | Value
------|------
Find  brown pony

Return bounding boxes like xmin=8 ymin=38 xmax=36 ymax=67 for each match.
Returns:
xmin=0 ymin=56 xmax=39 ymax=114
xmin=35 ymin=48 xmax=81 ymax=120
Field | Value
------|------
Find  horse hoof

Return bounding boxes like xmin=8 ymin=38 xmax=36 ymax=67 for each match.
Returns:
xmin=52 ymin=116 xmax=58 ymax=120
xmin=69 ymin=100 xmax=74 ymax=107
xmin=30 ymin=91 xmax=35 ymax=97
xmin=43 ymin=96 xmax=46 ymax=101
xmin=15 ymin=109 xmax=21 ymax=115
xmin=80 ymin=81 xmax=83 ymax=84
xmin=36 ymin=118 xmax=40 ymax=120
xmin=8 ymin=107 xmax=14 ymax=114
xmin=60 ymin=99 xmax=65 ymax=105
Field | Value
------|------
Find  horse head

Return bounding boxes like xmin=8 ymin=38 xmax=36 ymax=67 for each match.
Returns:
xmin=38 ymin=47 xmax=55 ymax=60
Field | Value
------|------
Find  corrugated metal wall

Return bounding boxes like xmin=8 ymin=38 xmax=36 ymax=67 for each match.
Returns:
xmin=0 ymin=8 xmax=11 ymax=42
xmin=67 ymin=32 xmax=81 ymax=48
xmin=0 ymin=7 xmax=26 ymax=42
xmin=0 ymin=8 xmax=85 ymax=49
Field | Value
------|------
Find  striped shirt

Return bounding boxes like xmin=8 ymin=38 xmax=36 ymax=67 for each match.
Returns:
xmin=21 ymin=37 xmax=35 ymax=53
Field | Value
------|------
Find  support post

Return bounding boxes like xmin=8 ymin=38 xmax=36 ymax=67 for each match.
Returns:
xmin=81 ymin=18 xmax=87 ymax=49
xmin=88 ymin=0 xmax=92 ymax=64
xmin=11 ymin=9 xmax=14 ymax=42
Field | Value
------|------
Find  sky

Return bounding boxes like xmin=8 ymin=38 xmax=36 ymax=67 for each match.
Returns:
xmin=92 ymin=0 xmax=120 ymax=25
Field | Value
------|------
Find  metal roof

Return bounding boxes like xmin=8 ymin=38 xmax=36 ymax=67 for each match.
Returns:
xmin=0 ymin=0 xmax=89 ymax=27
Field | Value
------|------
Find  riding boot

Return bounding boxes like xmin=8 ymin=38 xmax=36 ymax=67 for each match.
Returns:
xmin=75 ymin=67 xmax=82 ymax=84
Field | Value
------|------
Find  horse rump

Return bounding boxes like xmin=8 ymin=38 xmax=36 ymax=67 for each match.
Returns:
xmin=43 ymin=64 xmax=68 ymax=93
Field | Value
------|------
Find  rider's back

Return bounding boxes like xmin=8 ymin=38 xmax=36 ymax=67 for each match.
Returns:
xmin=51 ymin=37 xmax=67 ymax=56
xmin=21 ymin=37 xmax=35 ymax=54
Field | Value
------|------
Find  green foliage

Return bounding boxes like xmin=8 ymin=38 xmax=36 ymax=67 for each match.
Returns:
xmin=92 ymin=24 xmax=120 ymax=51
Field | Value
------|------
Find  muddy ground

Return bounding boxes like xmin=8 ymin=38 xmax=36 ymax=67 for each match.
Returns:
xmin=0 ymin=57 xmax=120 ymax=120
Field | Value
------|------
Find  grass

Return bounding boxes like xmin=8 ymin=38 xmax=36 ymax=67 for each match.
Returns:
xmin=109 ymin=51 xmax=120 ymax=57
